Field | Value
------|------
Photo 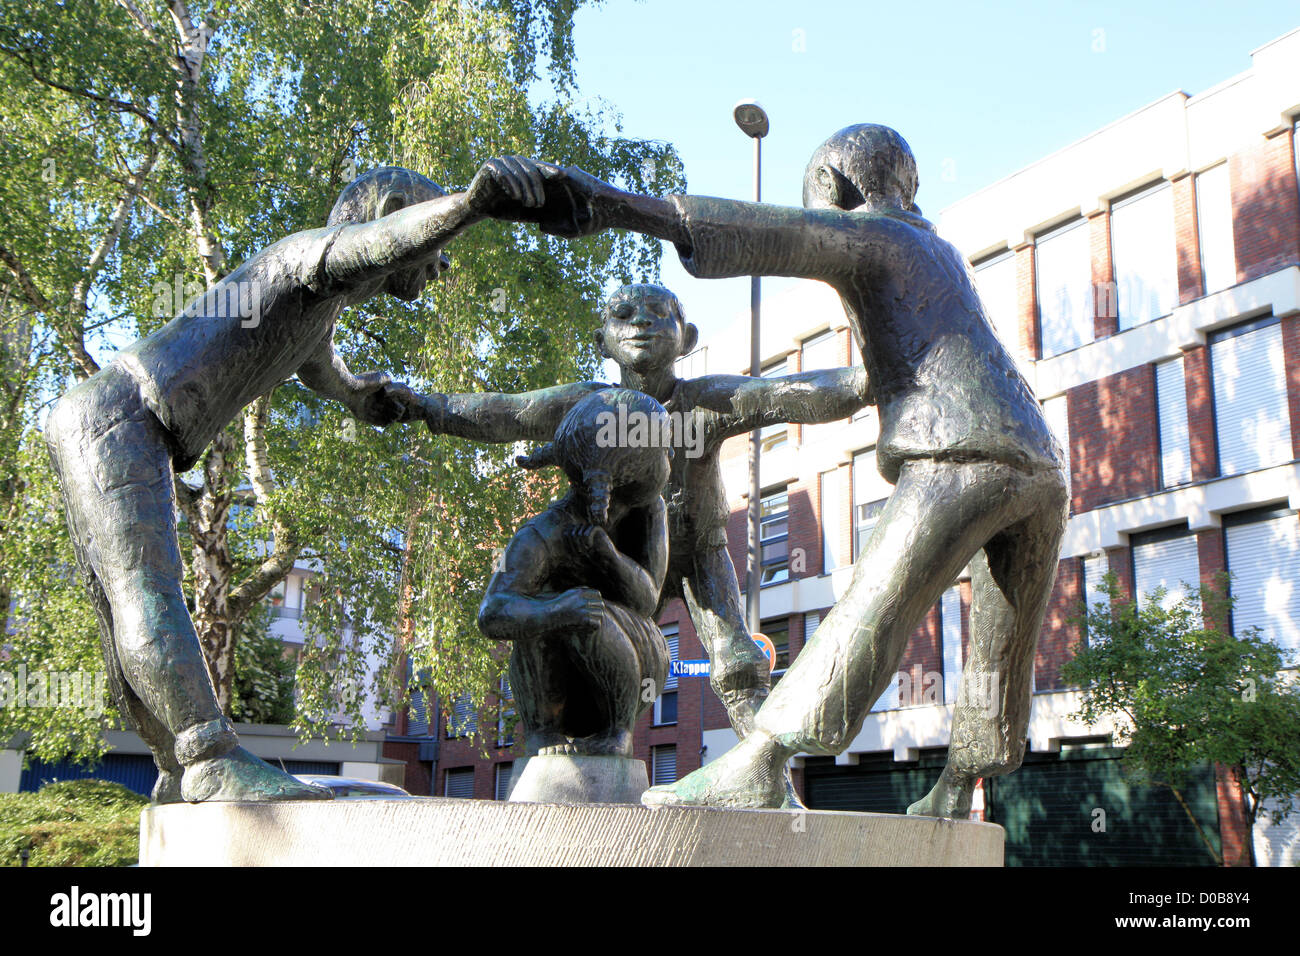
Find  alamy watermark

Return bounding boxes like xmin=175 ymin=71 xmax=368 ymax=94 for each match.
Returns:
xmin=151 ymin=275 xmax=263 ymax=329
xmin=595 ymin=405 xmax=704 ymax=459
xmin=1 ymin=666 xmax=107 ymax=716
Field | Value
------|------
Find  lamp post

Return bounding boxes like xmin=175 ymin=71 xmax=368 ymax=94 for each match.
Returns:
xmin=733 ymin=99 xmax=768 ymax=636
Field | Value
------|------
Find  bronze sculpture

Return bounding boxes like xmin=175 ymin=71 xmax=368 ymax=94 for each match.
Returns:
xmin=44 ymin=158 xmax=571 ymax=803
xmin=417 ymin=282 xmax=869 ymax=804
xmin=531 ymin=125 xmax=1069 ymax=818
xmin=478 ymin=388 xmax=671 ymax=768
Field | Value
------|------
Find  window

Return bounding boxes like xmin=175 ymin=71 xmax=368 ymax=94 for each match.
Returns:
xmin=660 ymin=625 xmax=679 ymax=692
xmin=973 ymin=251 xmax=1021 ymax=359
xmin=405 ymin=657 xmax=430 ymax=736
xmin=677 ymin=344 xmax=707 ymax=379
xmin=853 ymin=449 xmax=893 ymax=559
xmin=1224 ymin=506 xmax=1300 ymax=655
xmin=1082 ymin=554 xmax=1111 ymax=610
xmin=653 ymin=691 xmax=678 ymax=725
xmin=759 ymin=489 xmax=790 ymax=585
xmin=1035 ymin=218 xmax=1093 ymax=357
xmin=762 ymin=617 xmax=790 ymax=673
xmin=446 ymin=693 xmax=476 ymax=739
xmin=1131 ymin=525 xmax=1199 ymax=614
xmin=496 ymin=676 xmax=514 ymax=747
xmin=805 ymin=610 xmax=823 ymax=646
xmin=1040 ymin=395 xmax=1070 ymax=504
xmin=1211 ymin=318 xmax=1291 ymax=477
xmin=494 ymin=762 xmax=513 ymax=801
xmin=820 ymin=468 xmax=843 ymax=573
xmin=1081 ymin=554 xmax=1112 ymax=647
xmin=801 ymin=330 xmax=845 ymax=445
xmin=650 ymin=745 xmax=677 ymax=785
xmin=443 ymin=767 xmax=474 ymax=799
xmin=1156 ymin=357 xmax=1191 ymax=487
xmin=941 ymin=586 xmax=962 ymax=705
xmin=847 ymin=335 xmax=875 ymax=422
xmin=1197 ymin=163 xmax=1235 ymax=295
xmin=1111 ymin=182 xmax=1177 ymax=328
xmin=407 ymin=688 xmax=430 ymax=737
xmin=759 ymin=358 xmax=788 ymax=450
xmin=654 ymin=625 xmax=679 ymax=725
xmin=800 ymin=329 xmax=840 ymax=369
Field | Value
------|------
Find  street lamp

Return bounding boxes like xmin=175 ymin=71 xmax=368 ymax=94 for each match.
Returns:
xmin=734 ymin=99 xmax=768 ymax=636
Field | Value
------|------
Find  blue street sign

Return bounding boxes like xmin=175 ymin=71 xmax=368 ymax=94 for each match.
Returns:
xmin=671 ymin=659 xmax=711 ymax=678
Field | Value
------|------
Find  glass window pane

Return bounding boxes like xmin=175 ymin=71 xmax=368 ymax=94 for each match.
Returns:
xmin=973 ymin=252 xmax=1021 ymax=360
xmin=1197 ymin=163 xmax=1234 ymax=295
xmin=1112 ymin=183 xmax=1177 ymax=328
xmin=1036 ymin=219 xmax=1093 ymax=357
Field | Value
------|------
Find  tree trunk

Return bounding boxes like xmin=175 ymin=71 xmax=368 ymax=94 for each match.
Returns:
xmin=190 ymin=429 xmax=237 ymax=712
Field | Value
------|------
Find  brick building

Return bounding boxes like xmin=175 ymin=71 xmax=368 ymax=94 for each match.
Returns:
xmin=392 ymin=29 xmax=1300 ymax=866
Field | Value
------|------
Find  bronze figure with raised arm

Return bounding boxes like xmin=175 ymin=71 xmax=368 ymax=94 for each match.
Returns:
xmin=45 ymin=157 xmax=574 ymax=803
xmin=417 ymin=282 xmax=869 ymax=805
xmin=531 ymin=125 xmax=1068 ymax=817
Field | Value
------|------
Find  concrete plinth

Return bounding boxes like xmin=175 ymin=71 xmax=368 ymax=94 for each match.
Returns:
xmin=139 ymin=799 xmax=1004 ymax=866
xmin=508 ymin=754 xmax=648 ymax=804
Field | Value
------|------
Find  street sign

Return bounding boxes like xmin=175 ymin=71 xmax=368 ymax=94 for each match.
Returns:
xmin=671 ymin=659 xmax=711 ymax=678
xmin=752 ymin=632 xmax=777 ymax=673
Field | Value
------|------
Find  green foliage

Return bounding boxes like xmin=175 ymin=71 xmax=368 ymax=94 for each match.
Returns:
xmin=230 ymin=604 xmax=295 ymax=725
xmin=1062 ymin=573 xmax=1300 ymax=861
xmin=0 ymin=435 xmax=117 ymax=764
xmin=0 ymin=0 xmax=682 ymax=758
xmin=0 ymin=779 xmax=146 ymax=867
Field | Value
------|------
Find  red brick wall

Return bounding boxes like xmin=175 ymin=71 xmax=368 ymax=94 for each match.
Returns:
xmin=1067 ymin=365 xmax=1160 ymax=512
xmin=1196 ymin=529 xmax=1229 ymax=631
xmin=1183 ymin=345 xmax=1219 ymax=481
xmin=899 ymin=606 xmax=942 ymax=705
xmin=1037 ymin=557 xmax=1081 ymax=691
xmin=1215 ymin=763 xmax=1253 ymax=866
xmin=1090 ymin=210 xmax=1117 ymax=338
xmin=1015 ymin=242 xmax=1039 ymax=359
xmin=1231 ymin=130 xmax=1300 ymax=284
xmin=1108 ymin=547 xmax=1135 ymax=603
xmin=1172 ymin=172 xmax=1205 ymax=303
xmin=381 ymin=740 xmax=429 ymax=796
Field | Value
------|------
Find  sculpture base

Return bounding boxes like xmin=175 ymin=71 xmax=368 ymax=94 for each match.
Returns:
xmin=507 ymin=754 xmax=648 ymax=804
xmin=139 ymin=799 xmax=1004 ymax=866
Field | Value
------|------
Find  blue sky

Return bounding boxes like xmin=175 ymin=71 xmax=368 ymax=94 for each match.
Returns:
xmin=564 ymin=0 xmax=1300 ymax=345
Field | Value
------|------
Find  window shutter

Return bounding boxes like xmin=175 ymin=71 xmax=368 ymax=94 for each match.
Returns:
xmin=651 ymin=745 xmax=677 ymax=785
xmin=1132 ymin=531 xmax=1199 ymax=612
xmin=444 ymin=768 xmax=474 ymax=799
xmin=1082 ymin=554 xmax=1111 ymax=647
xmin=448 ymin=693 xmax=477 ymax=738
xmin=941 ymin=587 xmax=963 ymax=705
xmin=494 ymin=763 xmax=513 ymax=801
xmin=821 ymin=468 xmax=842 ymax=572
xmin=407 ymin=688 xmax=429 ymax=737
xmin=1212 ymin=321 xmax=1290 ymax=477
xmin=1226 ymin=511 xmax=1300 ymax=655
xmin=1156 ymin=357 xmax=1191 ymax=486
xmin=661 ymin=626 xmax=679 ymax=691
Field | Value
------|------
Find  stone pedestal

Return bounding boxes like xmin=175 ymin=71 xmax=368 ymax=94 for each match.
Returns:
xmin=507 ymin=754 xmax=648 ymax=804
xmin=139 ymin=799 xmax=1004 ymax=866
